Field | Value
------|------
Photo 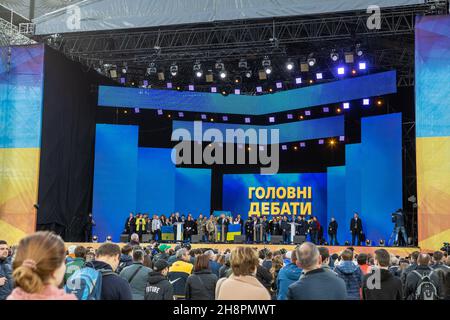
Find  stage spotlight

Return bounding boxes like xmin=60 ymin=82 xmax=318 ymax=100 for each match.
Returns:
xmin=295 ymin=77 xmax=302 ymax=84
xmin=142 ymin=80 xmax=149 ymax=87
xmin=244 ymin=70 xmax=252 ymax=78
xmin=147 ymin=62 xmax=157 ymax=75
xmin=234 ymin=76 xmax=242 ymax=84
xmin=221 ymin=90 xmax=229 ymax=96
xmin=120 ymin=77 xmax=126 ymax=84
xmin=299 ymin=115 xmax=304 ymax=120
xmin=268 ymin=88 xmax=274 ymax=93
xmin=178 ymin=112 xmax=184 ymax=118
xmin=345 ymin=52 xmax=354 ymax=63
xmin=201 ymin=114 xmax=207 ymax=120
xmin=307 ymin=54 xmax=316 ymax=67
xmin=134 ymin=108 xmax=140 ymax=114
xmin=316 ymin=73 xmax=323 ymax=80
xmin=329 ymin=139 xmax=336 ymax=147
xmin=193 ymin=60 xmax=202 ymax=71
xmin=234 ymin=89 xmax=241 ymax=95
xmin=256 ymin=86 xmax=263 ymax=93
xmin=176 ymin=86 xmax=182 ymax=91
xmin=109 ymin=69 xmax=118 ymax=79
xmin=318 ymin=139 xmax=324 ymax=145
xmin=359 ymin=62 xmax=367 ymax=70
xmin=262 ymin=56 xmax=271 ymax=68
xmin=121 ymin=63 xmax=127 ymax=74
xmin=300 ymin=62 xmax=309 ymax=72
xmin=170 ymin=63 xmax=178 ymax=76
xmin=300 ymin=142 xmax=306 ymax=148
xmin=167 ymin=114 xmax=172 ymax=118
xmin=294 ymin=146 xmax=298 ymax=151
xmin=366 ymin=239 xmax=371 ymax=246
xmin=343 ymin=102 xmax=350 ymax=109
xmin=166 ymin=82 xmax=173 ymax=89
xmin=265 ymin=66 xmax=272 ymax=75
xmin=344 ymin=241 xmax=350 ymax=246
xmin=309 ymin=79 xmax=314 ymax=84
xmin=286 ymin=60 xmax=294 ymax=71
xmin=356 ymin=44 xmax=364 ymax=57
xmin=210 ymin=118 xmax=215 ymax=122
xmin=196 ymin=71 xmax=203 ymax=78
xmin=206 ymin=73 xmax=214 ymax=83
xmin=222 ymin=116 xmax=229 ymax=121
xmin=219 ymin=71 xmax=227 ymax=79
xmin=106 ymin=236 xmax=112 ymax=242
xmin=376 ymin=99 xmax=384 ymax=106
xmin=276 ymin=82 xmax=282 ymax=89
xmin=287 ymin=114 xmax=293 ymax=120
xmin=363 ymin=98 xmax=370 ymax=106
xmin=158 ymin=72 xmax=165 ymax=81
xmin=330 ymin=50 xmax=339 ymax=62
xmin=188 ymin=85 xmax=194 ymax=91
xmin=339 ymin=136 xmax=345 ymax=142
xmin=238 ymin=58 xmax=248 ymax=69
xmin=337 ymin=67 xmax=345 ymax=75
xmin=269 ymin=116 xmax=275 ymax=123
xmin=352 ymin=69 xmax=357 ymax=75
xmin=157 ymin=109 xmax=163 ymax=116
xmin=92 ymin=235 xmax=98 ymax=243
xmin=211 ymin=86 xmax=217 ymax=93
xmin=281 ymin=145 xmax=288 ymax=151
xmin=215 ymin=60 xmax=225 ymax=71
xmin=245 ymin=117 xmax=251 ymax=124
xmin=379 ymin=239 xmax=385 ymax=247
xmin=305 ymin=110 xmax=311 ymax=116
xmin=323 ymin=107 xmax=329 ymax=113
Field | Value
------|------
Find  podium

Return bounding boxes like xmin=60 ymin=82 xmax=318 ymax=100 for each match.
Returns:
xmin=174 ymin=222 xmax=184 ymax=241
xmin=289 ymin=222 xmax=299 ymax=244
xmin=254 ymin=223 xmax=265 ymax=243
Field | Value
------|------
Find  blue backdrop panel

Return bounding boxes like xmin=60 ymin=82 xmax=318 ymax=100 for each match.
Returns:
xmin=344 ymin=143 xmax=362 ymax=231
xmin=98 ymin=71 xmax=397 ymax=115
xmin=360 ymin=113 xmax=403 ymax=242
xmin=222 ymin=173 xmax=327 ymax=223
xmin=136 ymin=148 xmax=175 ymax=215
xmin=172 ymin=116 xmax=344 ymax=144
xmin=326 ymin=166 xmax=346 ymax=243
xmin=92 ymin=124 xmax=139 ymax=241
xmin=175 ymin=168 xmax=211 ymax=218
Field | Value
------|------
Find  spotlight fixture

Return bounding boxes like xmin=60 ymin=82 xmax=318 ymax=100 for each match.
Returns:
xmin=316 ymin=73 xmax=323 ymax=80
xmin=262 ymin=56 xmax=271 ymax=68
xmin=363 ymin=98 xmax=370 ymax=106
xmin=295 ymin=77 xmax=302 ymax=84
xmin=196 ymin=71 xmax=203 ymax=78
xmin=281 ymin=145 xmax=288 ymax=151
xmin=269 ymin=116 xmax=275 ymax=123
xmin=147 ymin=62 xmax=157 ymax=75
xmin=215 ymin=60 xmax=225 ymax=71
xmin=244 ymin=70 xmax=252 ymax=78
xmin=211 ymin=86 xmax=217 ymax=93
xmin=256 ymin=86 xmax=263 ymax=93
xmin=359 ymin=62 xmax=367 ymax=70
xmin=166 ymin=82 xmax=173 ymax=89
xmin=286 ymin=59 xmax=294 ymax=71
xmin=355 ymin=44 xmax=364 ymax=57
xmin=170 ymin=63 xmax=178 ymax=76
xmin=219 ymin=71 xmax=227 ymax=79
xmin=188 ymin=85 xmax=194 ymax=91
xmin=238 ymin=58 xmax=248 ymax=69
xmin=343 ymin=102 xmax=350 ymax=109
xmin=337 ymin=67 xmax=345 ymax=75
xmin=234 ymin=75 xmax=242 ymax=84
xmin=121 ymin=63 xmax=127 ymax=74
xmin=245 ymin=117 xmax=251 ymax=123
xmin=193 ymin=60 xmax=202 ymax=72
xmin=265 ymin=66 xmax=272 ymax=75
xmin=330 ymin=50 xmax=339 ymax=62
xmin=92 ymin=235 xmax=98 ymax=243
xmin=379 ymin=239 xmax=385 ymax=247
xmin=307 ymin=54 xmax=316 ymax=67
xmin=366 ymin=239 xmax=371 ymax=246
xmin=106 ymin=236 xmax=112 ymax=242
xmin=344 ymin=52 xmax=354 ymax=64
xmin=234 ymin=88 xmax=241 ymax=95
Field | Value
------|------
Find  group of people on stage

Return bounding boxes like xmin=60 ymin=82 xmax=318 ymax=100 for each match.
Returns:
xmin=123 ymin=211 xmax=377 ymax=246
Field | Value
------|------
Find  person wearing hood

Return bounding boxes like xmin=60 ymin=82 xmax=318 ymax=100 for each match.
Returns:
xmin=7 ymin=232 xmax=76 ymax=300
xmin=276 ymin=250 xmax=302 ymax=300
xmin=85 ymin=243 xmax=133 ymax=300
xmin=145 ymin=259 xmax=174 ymax=300
xmin=185 ymin=254 xmax=218 ymax=300
xmin=334 ymin=249 xmax=363 ymax=300
xmin=362 ymin=249 xmax=402 ymax=300
xmin=116 ymin=244 xmax=133 ymax=274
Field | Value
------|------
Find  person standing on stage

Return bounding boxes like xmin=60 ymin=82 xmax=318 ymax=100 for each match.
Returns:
xmin=309 ymin=216 xmax=319 ymax=244
xmin=171 ymin=212 xmax=182 ymax=241
xmin=206 ymin=215 xmax=216 ymax=243
xmin=245 ymin=217 xmax=254 ymax=243
xmin=234 ymin=214 xmax=244 ymax=234
xmin=84 ymin=213 xmax=95 ymax=242
xmin=262 ymin=216 xmax=269 ymax=244
xmin=217 ymin=214 xmax=229 ymax=243
xmin=328 ymin=217 xmax=338 ymax=245
xmin=151 ymin=215 xmax=162 ymax=242
xmin=124 ymin=212 xmax=135 ymax=236
xmin=281 ymin=216 xmax=290 ymax=244
xmin=350 ymin=213 xmax=363 ymax=246
xmin=184 ymin=216 xmax=196 ymax=242
xmin=196 ymin=214 xmax=206 ymax=242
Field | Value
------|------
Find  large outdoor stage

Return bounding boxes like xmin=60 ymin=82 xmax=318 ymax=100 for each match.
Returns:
xmin=65 ymin=243 xmax=420 ymax=257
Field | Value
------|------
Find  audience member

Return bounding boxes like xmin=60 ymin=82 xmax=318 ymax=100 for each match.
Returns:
xmin=0 ymin=240 xmax=13 ymax=300
xmin=185 ymin=254 xmax=218 ymax=300
xmin=64 ymin=245 xmax=86 ymax=283
xmin=168 ymin=248 xmax=193 ymax=299
xmin=334 ymin=249 xmax=363 ymax=300
xmin=145 ymin=260 xmax=173 ymax=300
xmin=276 ymin=250 xmax=302 ymax=300
xmin=119 ymin=249 xmax=152 ymax=300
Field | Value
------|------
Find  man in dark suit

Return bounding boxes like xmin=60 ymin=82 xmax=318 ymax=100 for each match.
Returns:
xmin=350 ymin=213 xmax=363 ymax=246
xmin=217 ymin=214 xmax=229 ymax=242
xmin=124 ymin=212 xmax=135 ymax=236
xmin=328 ymin=217 xmax=338 ymax=245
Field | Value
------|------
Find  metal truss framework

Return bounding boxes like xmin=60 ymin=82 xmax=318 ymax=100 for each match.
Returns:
xmin=38 ymin=2 xmax=449 ymax=86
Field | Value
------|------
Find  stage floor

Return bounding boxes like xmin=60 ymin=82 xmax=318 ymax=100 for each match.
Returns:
xmin=66 ymin=243 xmax=419 ymax=257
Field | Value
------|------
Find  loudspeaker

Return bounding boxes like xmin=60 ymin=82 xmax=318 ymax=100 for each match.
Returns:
xmin=120 ymin=234 xmax=129 ymax=243
xmin=294 ymin=235 xmax=306 ymax=245
xmin=142 ymin=234 xmax=152 ymax=243
xmin=271 ymin=235 xmax=283 ymax=244
xmin=191 ymin=235 xmax=202 ymax=243
xmin=233 ymin=235 xmax=245 ymax=244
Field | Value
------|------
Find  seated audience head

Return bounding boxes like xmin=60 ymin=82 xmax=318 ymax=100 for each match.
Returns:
xmin=130 ymin=233 xmax=139 ymax=243
xmin=318 ymin=247 xmax=330 ymax=265
xmin=374 ymin=249 xmax=390 ymax=268
xmin=433 ymin=251 xmax=444 ymax=264
xmin=341 ymin=249 xmax=354 ymax=261
xmin=12 ymin=232 xmax=66 ymax=294
xmin=194 ymin=254 xmax=210 ymax=272
xmin=410 ymin=251 xmax=420 ymax=264
xmin=96 ymin=243 xmax=121 ymax=271
xmin=74 ymin=246 xmax=87 ymax=260
xmin=417 ymin=253 xmax=431 ymax=266
xmin=121 ymin=244 xmax=133 ymax=256
xmin=176 ymin=248 xmax=190 ymax=262
xmin=295 ymin=242 xmax=320 ymax=272
xmin=132 ymin=249 xmax=145 ymax=263
xmin=357 ymin=253 xmax=368 ymax=266
xmin=230 ymin=247 xmax=259 ymax=277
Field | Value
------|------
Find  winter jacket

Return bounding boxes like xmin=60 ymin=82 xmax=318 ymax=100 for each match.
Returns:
xmin=209 ymin=260 xmax=221 ymax=277
xmin=404 ymin=265 xmax=441 ymax=300
xmin=117 ymin=254 xmax=133 ymax=273
xmin=256 ymin=265 xmax=273 ymax=291
xmin=64 ymin=257 xmax=85 ymax=284
xmin=144 ymin=272 xmax=174 ymax=300
xmin=219 ymin=265 xmax=231 ymax=278
xmin=86 ymin=261 xmax=133 ymax=300
xmin=185 ymin=269 xmax=218 ymax=300
xmin=362 ymin=268 xmax=403 ymax=300
xmin=287 ymin=268 xmax=347 ymax=300
xmin=119 ymin=262 xmax=152 ymax=300
xmin=334 ymin=261 xmax=363 ymax=300
xmin=276 ymin=262 xmax=302 ymax=300
xmin=0 ymin=257 xmax=13 ymax=300
xmin=7 ymin=285 xmax=76 ymax=300
xmin=168 ymin=259 xmax=193 ymax=299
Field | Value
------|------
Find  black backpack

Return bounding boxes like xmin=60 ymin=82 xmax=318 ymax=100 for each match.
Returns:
xmin=412 ymin=270 xmax=438 ymax=300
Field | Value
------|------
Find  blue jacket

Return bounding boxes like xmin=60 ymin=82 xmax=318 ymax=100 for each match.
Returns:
xmin=287 ymin=268 xmax=347 ymax=300
xmin=276 ymin=263 xmax=302 ymax=300
xmin=334 ymin=261 xmax=363 ymax=300
xmin=0 ymin=257 xmax=13 ymax=300
xmin=209 ymin=260 xmax=221 ymax=278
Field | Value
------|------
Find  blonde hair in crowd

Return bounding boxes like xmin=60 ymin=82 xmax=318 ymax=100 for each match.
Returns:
xmin=12 ymin=231 xmax=66 ymax=294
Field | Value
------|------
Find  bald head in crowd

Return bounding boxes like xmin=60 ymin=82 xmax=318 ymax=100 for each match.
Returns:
xmin=295 ymin=242 xmax=320 ymax=272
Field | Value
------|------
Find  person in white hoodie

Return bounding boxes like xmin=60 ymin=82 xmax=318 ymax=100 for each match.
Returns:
xmin=152 ymin=215 xmax=162 ymax=241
